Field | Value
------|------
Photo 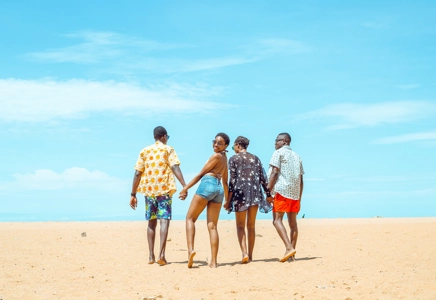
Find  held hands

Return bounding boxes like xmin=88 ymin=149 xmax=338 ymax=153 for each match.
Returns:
xmin=266 ymin=196 xmax=274 ymax=204
xmin=178 ymin=188 xmax=188 ymax=200
xmin=223 ymin=200 xmax=230 ymax=211
xmin=130 ymin=196 xmax=137 ymax=210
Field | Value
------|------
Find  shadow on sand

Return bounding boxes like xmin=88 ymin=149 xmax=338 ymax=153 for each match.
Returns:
xmin=168 ymin=256 xmax=321 ymax=267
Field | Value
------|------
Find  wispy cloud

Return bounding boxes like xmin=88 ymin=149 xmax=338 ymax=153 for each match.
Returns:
xmin=0 ymin=78 xmax=232 ymax=122
xmin=23 ymin=31 xmax=310 ymax=73
xmin=25 ymin=31 xmax=182 ymax=64
xmin=394 ymin=84 xmax=421 ymax=90
xmin=0 ymin=167 xmax=127 ymax=191
xmin=372 ymin=131 xmax=436 ymax=144
xmin=301 ymin=101 xmax=436 ymax=130
xmin=253 ymin=38 xmax=311 ymax=56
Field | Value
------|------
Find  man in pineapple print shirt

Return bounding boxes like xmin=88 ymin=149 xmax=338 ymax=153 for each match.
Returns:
xmin=130 ymin=126 xmax=187 ymax=266
xmin=267 ymin=132 xmax=304 ymax=263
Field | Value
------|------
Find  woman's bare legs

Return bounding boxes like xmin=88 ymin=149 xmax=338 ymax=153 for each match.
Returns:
xmin=235 ymin=205 xmax=258 ymax=263
xmin=206 ymin=201 xmax=222 ymax=268
xmin=235 ymin=211 xmax=248 ymax=263
xmin=186 ymin=194 xmax=208 ymax=268
xmin=246 ymin=205 xmax=258 ymax=261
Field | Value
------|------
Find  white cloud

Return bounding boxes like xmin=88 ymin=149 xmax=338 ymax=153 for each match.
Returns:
xmin=302 ymin=101 xmax=436 ymax=130
xmin=2 ymin=167 xmax=128 ymax=191
xmin=0 ymin=78 xmax=232 ymax=122
xmin=372 ymin=131 xmax=436 ymax=144
xmin=126 ymin=56 xmax=257 ymax=74
xmin=25 ymin=31 xmax=182 ymax=63
xmin=24 ymin=31 xmax=310 ymax=73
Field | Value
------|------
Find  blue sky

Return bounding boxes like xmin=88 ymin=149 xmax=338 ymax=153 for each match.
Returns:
xmin=1 ymin=0 xmax=435 ymax=221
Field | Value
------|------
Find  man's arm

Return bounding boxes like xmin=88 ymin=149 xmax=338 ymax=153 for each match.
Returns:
xmin=130 ymin=170 xmax=143 ymax=210
xmin=171 ymin=164 xmax=187 ymax=200
xmin=267 ymin=166 xmax=280 ymax=192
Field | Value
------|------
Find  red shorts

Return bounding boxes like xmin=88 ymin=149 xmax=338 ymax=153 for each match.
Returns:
xmin=272 ymin=193 xmax=300 ymax=213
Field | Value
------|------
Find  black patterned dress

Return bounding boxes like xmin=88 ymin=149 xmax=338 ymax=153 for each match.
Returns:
xmin=228 ymin=152 xmax=272 ymax=213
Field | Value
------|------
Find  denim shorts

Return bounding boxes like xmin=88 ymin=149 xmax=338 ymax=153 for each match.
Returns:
xmin=195 ymin=175 xmax=224 ymax=203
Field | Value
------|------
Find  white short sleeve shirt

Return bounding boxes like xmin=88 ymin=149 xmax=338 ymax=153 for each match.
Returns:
xmin=268 ymin=146 xmax=304 ymax=200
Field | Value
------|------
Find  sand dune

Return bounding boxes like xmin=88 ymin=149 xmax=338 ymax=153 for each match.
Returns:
xmin=1 ymin=218 xmax=435 ymax=299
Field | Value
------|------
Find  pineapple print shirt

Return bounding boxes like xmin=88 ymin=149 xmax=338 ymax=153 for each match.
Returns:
xmin=134 ymin=141 xmax=181 ymax=197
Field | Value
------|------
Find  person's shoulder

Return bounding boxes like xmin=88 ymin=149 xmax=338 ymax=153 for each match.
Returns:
xmin=163 ymin=144 xmax=175 ymax=151
xmin=140 ymin=143 xmax=154 ymax=153
xmin=229 ymin=154 xmax=238 ymax=160
xmin=289 ymin=149 xmax=302 ymax=160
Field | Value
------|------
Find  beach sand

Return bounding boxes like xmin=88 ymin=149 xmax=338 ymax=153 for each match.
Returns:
xmin=1 ymin=218 xmax=435 ymax=299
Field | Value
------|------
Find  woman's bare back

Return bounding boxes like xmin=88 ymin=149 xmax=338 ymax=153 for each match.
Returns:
xmin=205 ymin=151 xmax=228 ymax=179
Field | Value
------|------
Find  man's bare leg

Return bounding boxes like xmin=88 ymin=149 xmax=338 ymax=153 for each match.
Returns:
xmin=147 ymin=219 xmax=157 ymax=264
xmin=246 ymin=205 xmax=258 ymax=262
xmin=157 ymin=219 xmax=170 ymax=265
xmin=207 ymin=201 xmax=222 ymax=268
xmin=235 ymin=211 xmax=249 ymax=263
xmin=272 ymin=212 xmax=296 ymax=262
xmin=186 ymin=195 xmax=208 ymax=268
xmin=287 ymin=212 xmax=298 ymax=262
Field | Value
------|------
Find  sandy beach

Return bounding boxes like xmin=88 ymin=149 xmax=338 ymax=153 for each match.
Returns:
xmin=1 ymin=218 xmax=435 ymax=300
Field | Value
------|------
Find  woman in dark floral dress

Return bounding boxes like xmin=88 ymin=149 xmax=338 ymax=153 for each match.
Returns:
xmin=225 ymin=136 xmax=272 ymax=263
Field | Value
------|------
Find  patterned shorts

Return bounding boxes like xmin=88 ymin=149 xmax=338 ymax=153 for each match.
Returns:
xmin=145 ymin=194 xmax=172 ymax=220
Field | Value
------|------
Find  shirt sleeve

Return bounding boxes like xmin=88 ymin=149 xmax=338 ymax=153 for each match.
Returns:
xmin=269 ymin=150 xmax=281 ymax=170
xmin=300 ymin=159 xmax=305 ymax=175
xmin=134 ymin=151 xmax=145 ymax=172
xmin=228 ymin=156 xmax=237 ymax=193
xmin=167 ymin=147 xmax=181 ymax=168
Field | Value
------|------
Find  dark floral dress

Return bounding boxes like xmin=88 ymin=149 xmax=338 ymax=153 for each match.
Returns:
xmin=228 ymin=152 xmax=272 ymax=213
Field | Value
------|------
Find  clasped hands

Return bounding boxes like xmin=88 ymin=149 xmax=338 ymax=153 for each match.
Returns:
xmin=178 ymin=188 xmax=188 ymax=200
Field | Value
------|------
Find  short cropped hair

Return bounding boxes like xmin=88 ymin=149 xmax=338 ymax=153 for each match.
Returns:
xmin=234 ymin=136 xmax=250 ymax=149
xmin=278 ymin=132 xmax=291 ymax=144
xmin=216 ymin=132 xmax=230 ymax=145
xmin=154 ymin=126 xmax=167 ymax=139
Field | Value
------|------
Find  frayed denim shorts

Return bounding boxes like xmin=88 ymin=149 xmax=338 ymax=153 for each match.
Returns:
xmin=195 ymin=175 xmax=224 ymax=203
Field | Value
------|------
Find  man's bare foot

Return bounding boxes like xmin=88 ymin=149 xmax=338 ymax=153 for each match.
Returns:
xmin=148 ymin=260 xmax=155 ymax=264
xmin=149 ymin=256 xmax=156 ymax=264
xmin=157 ymin=257 xmax=167 ymax=266
xmin=279 ymin=249 xmax=296 ymax=262
xmin=241 ymin=255 xmax=249 ymax=264
xmin=187 ymin=251 xmax=196 ymax=268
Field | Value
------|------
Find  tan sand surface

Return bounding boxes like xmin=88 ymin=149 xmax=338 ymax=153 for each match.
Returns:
xmin=1 ymin=218 xmax=435 ymax=299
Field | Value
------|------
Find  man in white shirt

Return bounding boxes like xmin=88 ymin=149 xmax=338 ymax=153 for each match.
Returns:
xmin=267 ymin=132 xmax=304 ymax=262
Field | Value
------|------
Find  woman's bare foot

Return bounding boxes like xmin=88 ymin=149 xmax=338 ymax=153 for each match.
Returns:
xmin=157 ymin=257 xmax=167 ymax=266
xmin=280 ymin=249 xmax=296 ymax=262
xmin=149 ymin=255 xmax=156 ymax=264
xmin=187 ymin=251 xmax=196 ymax=268
xmin=288 ymin=255 xmax=296 ymax=262
xmin=209 ymin=262 xmax=218 ymax=268
xmin=241 ymin=255 xmax=249 ymax=264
